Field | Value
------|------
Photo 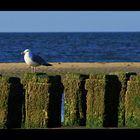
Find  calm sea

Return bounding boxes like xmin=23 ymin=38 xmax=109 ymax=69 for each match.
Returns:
xmin=0 ymin=32 xmax=140 ymax=63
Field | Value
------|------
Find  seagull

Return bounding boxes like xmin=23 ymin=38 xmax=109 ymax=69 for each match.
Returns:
xmin=21 ymin=49 xmax=52 ymax=72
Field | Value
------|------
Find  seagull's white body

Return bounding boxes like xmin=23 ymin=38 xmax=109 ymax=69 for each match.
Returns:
xmin=24 ymin=51 xmax=39 ymax=67
xmin=21 ymin=49 xmax=52 ymax=72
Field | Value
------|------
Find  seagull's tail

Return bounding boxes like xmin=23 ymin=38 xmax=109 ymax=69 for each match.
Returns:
xmin=43 ymin=63 xmax=53 ymax=66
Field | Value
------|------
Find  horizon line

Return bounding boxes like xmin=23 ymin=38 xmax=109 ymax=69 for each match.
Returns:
xmin=0 ymin=31 xmax=140 ymax=33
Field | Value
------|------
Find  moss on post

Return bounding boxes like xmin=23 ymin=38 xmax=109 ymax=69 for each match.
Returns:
xmin=89 ymin=73 xmax=106 ymax=79
xmin=21 ymin=73 xmax=49 ymax=128
xmin=62 ymin=73 xmax=88 ymax=127
xmin=125 ymin=75 xmax=140 ymax=128
xmin=22 ymin=73 xmax=63 ymax=128
xmin=0 ymin=76 xmax=23 ymax=128
xmin=85 ymin=74 xmax=106 ymax=128
xmin=108 ymin=72 xmax=136 ymax=127
xmin=85 ymin=72 xmax=135 ymax=128
xmin=0 ymin=76 xmax=10 ymax=128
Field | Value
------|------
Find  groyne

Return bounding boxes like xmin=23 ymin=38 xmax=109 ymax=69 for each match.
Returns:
xmin=1 ymin=71 xmax=140 ymax=128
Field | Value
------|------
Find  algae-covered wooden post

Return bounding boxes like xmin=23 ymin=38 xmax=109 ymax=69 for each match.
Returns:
xmin=85 ymin=73 xmax=122 ymax=128
xmin=0 ymin=76 xmax=23 ymax=128
xmin=85 ymin=73 xmax=106 ymax=128
xmin=22 ymin=73 xmax=63 ymax=128
xmin=125 ymin=75 xmax=140 ymax=128
xmin=85 ymin=72 xmax=136 ymax=128
xmin=109 ymin=72 xmax=136 ymax=127
xmin=0 ymin=76 xmax=9 ymax=128
xmin=62 ymin=73 xmax=88 ymax=127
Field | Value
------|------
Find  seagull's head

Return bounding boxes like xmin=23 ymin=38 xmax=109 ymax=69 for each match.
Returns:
xmin=21 ymin=49 xmax=30 ymax=55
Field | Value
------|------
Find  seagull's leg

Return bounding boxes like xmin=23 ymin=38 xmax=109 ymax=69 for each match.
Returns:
xmin=31 ymin=66 xmax=34 ymax=73
xmin=33 ymin=67 xmax=36 ymax=73
xmin=31 ymin=66 xmax=33 ymax=73
xmin=34 ymin=67 xmax=36 ymax=73
xmin=29 ymin=66 xmax=32 ymax=73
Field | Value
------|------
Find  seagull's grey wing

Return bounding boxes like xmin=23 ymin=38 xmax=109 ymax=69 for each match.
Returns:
xmin=32 ymin=54 xmax=47 ymax=65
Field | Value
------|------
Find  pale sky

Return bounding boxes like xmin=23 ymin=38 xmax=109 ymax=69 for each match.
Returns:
xmin=0 ymin=11 xmax=140 ymax=32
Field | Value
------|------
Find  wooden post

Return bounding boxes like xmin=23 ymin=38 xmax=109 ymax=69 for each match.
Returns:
xmin=62 ymin=73 xmax=88 ymax=127
xmin=22 ymin=73 xmax=63 ymax=128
